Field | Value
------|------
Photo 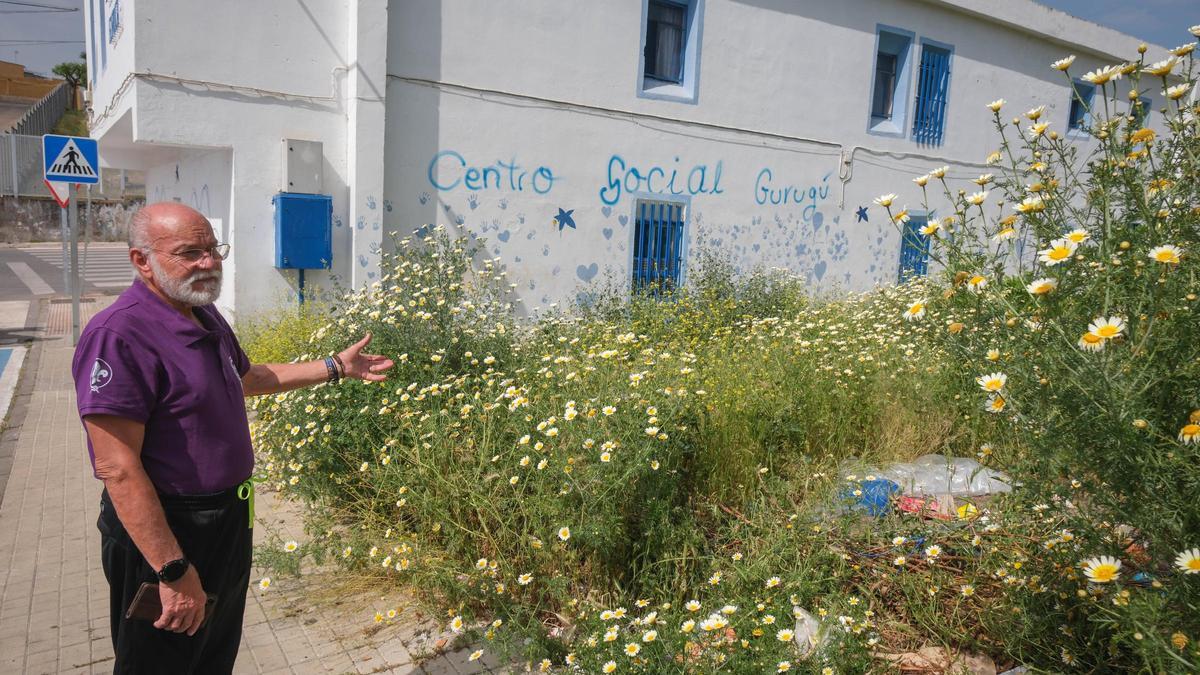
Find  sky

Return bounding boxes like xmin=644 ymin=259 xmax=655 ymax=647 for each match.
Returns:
xmin=0 ymin=0 xmax=1197 ymax=79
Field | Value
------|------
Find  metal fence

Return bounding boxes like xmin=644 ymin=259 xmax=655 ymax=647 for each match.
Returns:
xmin=0 ymin=132 xmax=145 ymax=199
xmin=9 ymin=82 xmax=71 ymax=137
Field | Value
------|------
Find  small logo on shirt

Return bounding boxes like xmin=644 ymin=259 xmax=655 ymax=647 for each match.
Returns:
xmin=90 ymin=358 xmax=112 ymax=393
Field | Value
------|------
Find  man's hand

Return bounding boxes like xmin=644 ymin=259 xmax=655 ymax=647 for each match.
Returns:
xmin=338 ymin=333 xmax=395 ymax=382
xmin=155 ymin=565 xmax=207 ymax=635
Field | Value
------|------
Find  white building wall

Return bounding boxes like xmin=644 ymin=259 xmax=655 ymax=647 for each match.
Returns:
xmin=383 ymin=0 xmax=1164 ymax=309
xmin=88 ymin=0 xmax=1169 ymax=316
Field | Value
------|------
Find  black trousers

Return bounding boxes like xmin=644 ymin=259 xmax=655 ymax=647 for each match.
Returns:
xmin=98 ymin=486 xmax=253 ymax=675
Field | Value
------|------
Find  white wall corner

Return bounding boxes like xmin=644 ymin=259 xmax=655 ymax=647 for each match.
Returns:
xmin=346 ymin=0 xmax=390 ymax=289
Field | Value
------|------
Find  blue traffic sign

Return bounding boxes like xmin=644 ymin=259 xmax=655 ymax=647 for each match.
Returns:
xmin=43 ymin=134 xmax=99 ymax=185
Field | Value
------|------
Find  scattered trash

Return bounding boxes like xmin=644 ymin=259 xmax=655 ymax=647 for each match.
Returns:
xmin=792 ymin=607 xmax=824 ymax=657
xmin=876 ymin=646 xmax=997 ymax=674
xmin=879 ymin=455 xmax=1012 ymax=497
xmin=840 ymin=478 xmax=901 ymax=516
xmin=896 ymin=495 xmax=952 ymax=520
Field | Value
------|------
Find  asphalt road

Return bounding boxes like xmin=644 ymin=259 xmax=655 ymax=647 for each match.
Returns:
xmin=0 ymin=243 xmax=133 ymax=302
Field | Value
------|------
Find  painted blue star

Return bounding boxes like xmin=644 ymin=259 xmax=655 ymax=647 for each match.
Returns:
xmin=555 ymin=208 xmax=576 ymax=231
xmin=855 ymin=206 xmax=869 ymax=223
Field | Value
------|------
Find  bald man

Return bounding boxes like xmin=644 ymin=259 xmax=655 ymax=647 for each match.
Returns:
xmin=71 ymin=203 xmax=393 ymax=674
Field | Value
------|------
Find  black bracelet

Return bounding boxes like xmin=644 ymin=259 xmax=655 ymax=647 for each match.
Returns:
xmin=324 ymin=357 xmax=339 ymax=383
xmin=331 ymin=353 xmax=346 ymax=379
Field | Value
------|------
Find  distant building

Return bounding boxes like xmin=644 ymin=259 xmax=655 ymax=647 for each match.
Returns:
xmin=84 ymin=0 xmax=1168 ymax=318
xmin=0 ymin=59 xmax=62 ymax=100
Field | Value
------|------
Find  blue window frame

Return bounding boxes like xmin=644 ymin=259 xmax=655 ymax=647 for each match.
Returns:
xmin=631 ymin=199 xmax=687 ymax=294
xmin=637 ymin=0 xmax=704 ymax=103
xmin=87 ymin=0 xmax=97 ymax=85
xmin=108 ymin=0 xmax=121 ymax=45
xmin=98 ymin=0 xmax=107 ymax=72
xmin=1067 ymin=80 xmax=1094 ymax=134
xmin=1133 ymin=96 xmax=1152 ymax=128
xmin=868 ymin=27 xmax=914 ymax=137
xmin=897 ymin=214 xmax=930 ymax=282
xmin=912 ymin=42 xmax=952 ymax=146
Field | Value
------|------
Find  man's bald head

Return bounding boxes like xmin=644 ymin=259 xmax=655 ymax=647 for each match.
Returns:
xmin=127 ymin=202 xmax=223 ymax=309
xmin=128 ymin=202 xmax=212 ymax=251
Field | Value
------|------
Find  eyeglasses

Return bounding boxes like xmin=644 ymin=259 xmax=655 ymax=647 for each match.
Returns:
xmin=150 ymin=243 xmax=231 ymax=263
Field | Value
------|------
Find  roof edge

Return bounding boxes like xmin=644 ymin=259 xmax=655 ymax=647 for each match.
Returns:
xmin=918 ymin=0 xmax=1176 ymax=63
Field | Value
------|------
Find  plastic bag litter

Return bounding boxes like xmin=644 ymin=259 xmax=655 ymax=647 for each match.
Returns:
xmin=792 ymin=607 xmax=824 ymax=657
xmin=878 ymin=455 xmax=1012 ymax=497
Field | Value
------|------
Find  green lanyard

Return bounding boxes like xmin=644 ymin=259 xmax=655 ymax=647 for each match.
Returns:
xmin=236 ymin=479 xmax=254 ymax=529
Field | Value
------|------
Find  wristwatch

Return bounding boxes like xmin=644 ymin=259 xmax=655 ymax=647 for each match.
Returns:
xmin=156 ymin=558 xmax=190 ymax=583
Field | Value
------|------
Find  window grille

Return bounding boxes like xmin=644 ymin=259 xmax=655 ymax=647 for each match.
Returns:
xmin=912 ymin=44 xmax=951 ymax=145
xmin=897 ymin=215 xmax=930 ymax=282
xmin=632 ymin=200 xmax=686 ymax=294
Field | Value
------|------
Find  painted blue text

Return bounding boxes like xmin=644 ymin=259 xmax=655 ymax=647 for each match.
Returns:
xmin=428 ymin=151 xmax=557 ymax=194
xmin=754 ymin=169 xmax=832 ymax=222
xmin=599 ymin=155 xmax=724 ymax=206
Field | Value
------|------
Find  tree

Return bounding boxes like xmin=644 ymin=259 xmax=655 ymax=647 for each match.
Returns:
xmin=52 ymin=59 xmax=87 ymax=110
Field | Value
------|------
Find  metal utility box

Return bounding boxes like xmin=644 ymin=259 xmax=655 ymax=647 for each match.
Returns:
xmin=281 ymin=139 xmax=323 ymax=194
xmin=273 ymin=192 xmax=332 ymax=269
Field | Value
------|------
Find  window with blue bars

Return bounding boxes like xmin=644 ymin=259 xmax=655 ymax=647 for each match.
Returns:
xmin=632 ymin=200 xmax=686 ymax=294
xmin=897 ymin=215 xmax=931 ymax=282
xmin=1068 ymin=80 xmax=1095 ymax=132
xmin=108 ymin=0 xmax=121 ymax=44
xmin=912 ymin=43 xmax=952 ymax=146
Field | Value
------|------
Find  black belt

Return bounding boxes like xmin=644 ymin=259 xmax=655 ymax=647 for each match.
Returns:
xmin=101 ymin=482 xmax=246 ymax=511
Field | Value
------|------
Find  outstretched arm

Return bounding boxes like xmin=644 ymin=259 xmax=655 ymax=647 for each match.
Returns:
xmin=241 ymin=333 xmax=394 ymax=397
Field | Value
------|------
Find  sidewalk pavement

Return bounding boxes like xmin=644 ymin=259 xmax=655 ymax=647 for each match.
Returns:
xmin=0 ymin=296 xmax=507 ymax=674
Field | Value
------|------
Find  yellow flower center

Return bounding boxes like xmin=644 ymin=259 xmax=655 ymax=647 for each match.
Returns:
xmin=1049 ymin=247 xmax=1071 ymax=260
xmin=1090 ymin=565 xmax=1117 ymax=582
xmin=1096 ymin=326 xmax=1119 ymax=338
xmin=1155 ymin=251 xmax=1178 ymax=263
xmin=1187 ymin=558 xmax=1200 ymax=571
xmin=1182 ymin=424 xmax=1200 ymax=437
xmin=1082 ymin=333 xmax=1102 ymax=345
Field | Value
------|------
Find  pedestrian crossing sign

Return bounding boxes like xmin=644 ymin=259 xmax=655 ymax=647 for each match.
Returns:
xmin=43 ymin=134 xmax=99 ymax=185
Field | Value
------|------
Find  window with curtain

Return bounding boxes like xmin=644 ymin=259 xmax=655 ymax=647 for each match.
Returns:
xmin=872 ymin=52 xmax=898 ymax=119
xmin=644 ymin=0 xmax=687 ymax=83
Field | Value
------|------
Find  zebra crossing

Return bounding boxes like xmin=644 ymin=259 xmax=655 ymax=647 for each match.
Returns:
xmin=24 ymin=245 xmax=135 ymax=289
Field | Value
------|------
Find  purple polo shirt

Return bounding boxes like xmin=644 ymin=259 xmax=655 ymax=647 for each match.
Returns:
xmin=72 ymin=280 xmax=254 ymax=495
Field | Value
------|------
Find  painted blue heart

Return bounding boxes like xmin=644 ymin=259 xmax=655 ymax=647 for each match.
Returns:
xmin=498 ymin=230 xmax=511 ymax=242
xmin=813 ymin=260 xmax=827 ymax=281
xmin=576 ymin=263 xmax=599 ymax=282
xmin=602 ymin=228 xmax=613 ymax=240
xmin=618 ymin=214 xmax=628 ymax=227
xmin=601 ymin=206 xmax=612 ymax=218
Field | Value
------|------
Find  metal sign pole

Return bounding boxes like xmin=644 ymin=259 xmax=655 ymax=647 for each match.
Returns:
xmin=60 ymin=205 xmax=69 ymax=294
xmin=69 ymin=187 xmax=81 ymax=345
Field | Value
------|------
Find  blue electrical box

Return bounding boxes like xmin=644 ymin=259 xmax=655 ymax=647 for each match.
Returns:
xmin=273 ymin=192 xmax=332 ymax=269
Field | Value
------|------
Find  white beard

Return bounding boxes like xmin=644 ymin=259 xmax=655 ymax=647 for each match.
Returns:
xmin=148 ymin=254 xmax=222 ymax=306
